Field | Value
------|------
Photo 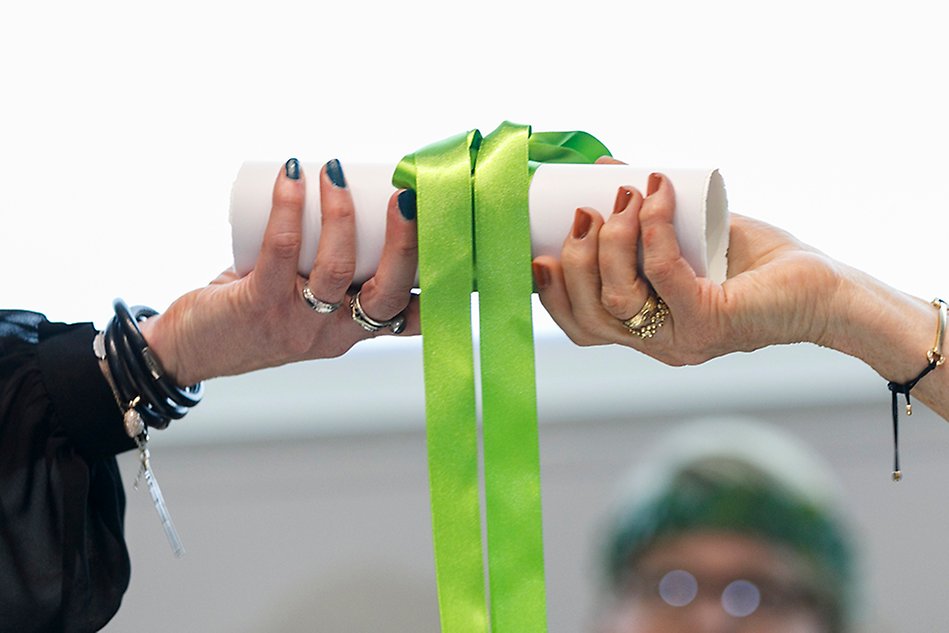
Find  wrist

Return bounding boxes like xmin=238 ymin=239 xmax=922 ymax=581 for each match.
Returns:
xmin=138 ymin=291 xmax=295 ymax=385
xmin=138 ymin=313 xmax=188 ymax=386
xmin=744 ymin=250 xmax=846 ymax=351
xmin=821 ymin=264 xmax=935 ymax=383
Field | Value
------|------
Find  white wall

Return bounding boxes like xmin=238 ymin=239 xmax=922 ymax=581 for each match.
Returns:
xmin=108 ymin=345 xmax=949 ymax=632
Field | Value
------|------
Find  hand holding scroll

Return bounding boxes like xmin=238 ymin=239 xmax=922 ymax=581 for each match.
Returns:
xmin=534 ymin=162 xmax=949 ymax=420
xmin=139 ymin=160 xmax=420 ymax=386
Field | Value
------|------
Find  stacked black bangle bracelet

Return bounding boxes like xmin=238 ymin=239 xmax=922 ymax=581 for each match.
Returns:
xmin=102 ymin=298 xmax=203 ymax=431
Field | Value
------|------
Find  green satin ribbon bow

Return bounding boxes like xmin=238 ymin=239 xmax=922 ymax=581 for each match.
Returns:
xmin=393 ymin=122 xmax=609 ymax=633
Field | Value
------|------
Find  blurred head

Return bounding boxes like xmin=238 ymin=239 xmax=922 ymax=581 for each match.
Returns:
xmin=596 ymin=420 xmax=856 ymax=633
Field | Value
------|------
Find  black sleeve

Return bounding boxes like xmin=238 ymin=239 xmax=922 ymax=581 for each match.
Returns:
xmin=0 ymin=310 xmax=136 ymax=633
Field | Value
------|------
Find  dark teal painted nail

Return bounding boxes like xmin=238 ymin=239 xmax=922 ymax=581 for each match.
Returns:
xmin=326 ymin=158 xmax=346 ymax=188
xmin=285 ymin=158 xmax=300 ymax=180
xmin=398 ymin=189 xmax=417 ymax=220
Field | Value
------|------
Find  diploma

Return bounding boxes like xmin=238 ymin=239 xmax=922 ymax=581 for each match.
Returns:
xmin=230 ymin=162 xmax=729 ymax=284
xmin=229 ymin=130 xmax=731 ymax=633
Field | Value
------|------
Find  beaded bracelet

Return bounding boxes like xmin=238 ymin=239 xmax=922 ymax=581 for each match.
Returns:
xmin=886 ymin=298 xmax=947 ymax=481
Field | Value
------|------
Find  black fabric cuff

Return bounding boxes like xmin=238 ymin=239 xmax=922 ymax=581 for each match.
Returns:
xmin=37 ymin=321 xmax=136 ymax=461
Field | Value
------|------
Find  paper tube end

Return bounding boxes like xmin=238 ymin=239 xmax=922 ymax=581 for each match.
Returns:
xmin=704 ymin=169 xmax=729 ymax=284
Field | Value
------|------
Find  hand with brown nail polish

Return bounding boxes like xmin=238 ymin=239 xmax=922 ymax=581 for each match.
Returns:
xmin=532 ymin=167 xmax=949 ymax=421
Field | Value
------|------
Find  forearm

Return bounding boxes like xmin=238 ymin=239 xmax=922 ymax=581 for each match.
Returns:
xmin=823 ymin=265 xmax=949 ymax=420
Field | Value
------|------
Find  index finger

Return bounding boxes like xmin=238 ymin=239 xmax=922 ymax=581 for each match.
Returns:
xmin=355 ymin=189 xmax=418 ymax=323
xmin=639 ymin=173 xmax=699 ymax=311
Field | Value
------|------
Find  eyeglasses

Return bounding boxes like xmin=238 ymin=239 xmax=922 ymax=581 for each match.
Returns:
xmin=621 ymin=568 xmax=827 ymax=621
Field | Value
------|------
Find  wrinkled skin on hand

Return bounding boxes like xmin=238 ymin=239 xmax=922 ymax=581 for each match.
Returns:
xmin=140 ymin=161 xmax=420 ymax=386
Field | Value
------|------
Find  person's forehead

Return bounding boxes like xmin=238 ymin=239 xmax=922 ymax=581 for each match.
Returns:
xmin=634 ymin=531 xmax=806 ymax=583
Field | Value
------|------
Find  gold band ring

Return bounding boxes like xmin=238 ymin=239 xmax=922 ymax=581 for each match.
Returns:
xmin=622 ymin=291 xmax=669 ymax=339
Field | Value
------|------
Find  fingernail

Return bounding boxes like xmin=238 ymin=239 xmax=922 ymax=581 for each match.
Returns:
xmin=532 ymin=262 xmax=550 ymax=290
xmin=285 ymin=158 xmax=300 ymax=180
xmin=572 ymin=209 xmax=592 ymax=239
xmin=398 ymin=189 xmax=417 ymax=220
xmin=326 ymin=158 xmax=346 ymax=188
xmin=613 ymin=187 xmax=633 ymax=214
xmin=647 ymin=173 xmax=662 ymax=196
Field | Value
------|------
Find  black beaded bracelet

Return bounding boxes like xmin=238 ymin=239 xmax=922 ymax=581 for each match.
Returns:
xmin=101 ymin=298 xmax=203 ymax=432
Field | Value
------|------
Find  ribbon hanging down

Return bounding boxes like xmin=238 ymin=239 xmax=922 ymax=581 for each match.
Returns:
xmin=393 ymin=122 xmax=610 ymax=633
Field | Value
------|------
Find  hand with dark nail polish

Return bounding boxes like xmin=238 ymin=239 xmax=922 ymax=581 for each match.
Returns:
xmin=137 ymin=157 xmax=421 ymax=387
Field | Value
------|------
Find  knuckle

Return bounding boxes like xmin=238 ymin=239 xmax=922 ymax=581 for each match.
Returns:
xmin=659 ymin=333 xmax=715 ymax=366
xmin=317 ymin=344 xmax=349 ymax=359
xmin=319 ymin=260 xmax=356 ymax=291
xmin=644 ymin=256 xmax=676 ymax=284
xmin=639 ymin=199 xmax=671 ymax=226
xmin=561 ymin=245 xmax=589 ymax=270
xmin=395 ymin=239 xmax=418 ymax=260
xmin=641 ymin=224 xmax=663 ymax=250
xmin=566 ymin=331 xmax=587 ymax=346
xmin=367 ymin=294 xmax=407 ymax=320
xmin=283 ymin=330 xmax=314 ymax=358
xmin=680 ymin=351 xmax=709 ymax=366
xmin=264 ymin=231 xmax=302 ymax=261
xmin=600 ymin=222 xmax=635 ymax=247
xmin=565 ymin=330 xmax=597 ymax=347
xmin=600 ymin=288 xmax=631 ymax=317
xmin=322 ymin=200 xmax=355 ymax=222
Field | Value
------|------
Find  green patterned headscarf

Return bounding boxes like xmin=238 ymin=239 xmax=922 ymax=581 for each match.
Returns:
xmin=600 ymin=420 xmax=857 ymax=632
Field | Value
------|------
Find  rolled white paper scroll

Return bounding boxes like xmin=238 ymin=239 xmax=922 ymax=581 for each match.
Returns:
xmin=230 ymin=162 xmax=729 ymax=284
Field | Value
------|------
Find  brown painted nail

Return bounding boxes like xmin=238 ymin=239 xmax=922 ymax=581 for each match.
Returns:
xmin=532 ymin=262 xmax=550 ymax=290
xmin=613 ymin=187 xmax=633 ymax=214
xmin=572 ymin=209 xmax=592 ymax=239
xmin=647 ymin=173 xmax=662 ymax=196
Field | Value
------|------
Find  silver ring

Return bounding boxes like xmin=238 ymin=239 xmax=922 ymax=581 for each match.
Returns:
xmin=302 ymin=284 xmax=342 ymax=314
xmin=350 ymin=290 xmax=406 ymax=334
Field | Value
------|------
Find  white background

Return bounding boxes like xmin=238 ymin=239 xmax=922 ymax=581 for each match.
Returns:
xmin=2 ymin=0 xmax=946 ymax=324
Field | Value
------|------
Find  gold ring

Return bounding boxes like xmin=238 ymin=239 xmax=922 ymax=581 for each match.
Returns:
xmin=622 ymin=291 xmax=669 ymax=339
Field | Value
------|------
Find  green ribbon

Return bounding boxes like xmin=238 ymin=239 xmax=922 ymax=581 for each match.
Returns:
xmin=394 ymin=122 xmax=609 ymax=633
